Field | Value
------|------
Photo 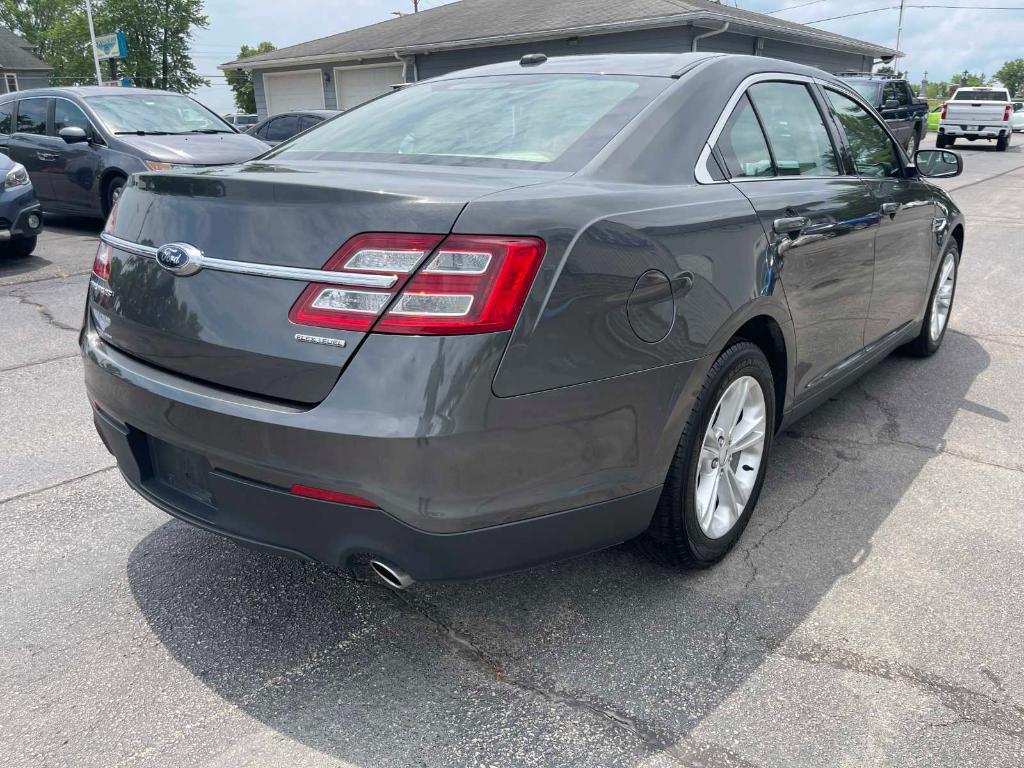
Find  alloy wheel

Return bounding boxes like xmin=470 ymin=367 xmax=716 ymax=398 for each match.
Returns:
xmin=694 ymin=375 xmax=767 ymax=539
xmin=930 ymin=252 xmax=956 ymax=341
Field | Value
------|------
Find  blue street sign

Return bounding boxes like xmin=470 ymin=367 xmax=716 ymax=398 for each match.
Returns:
xmin=94 ymin=31 xmax=127 ymax=61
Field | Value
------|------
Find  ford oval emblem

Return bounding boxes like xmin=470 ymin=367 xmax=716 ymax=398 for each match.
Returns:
xmin=155 ymin=242 xmax=203 ymax=276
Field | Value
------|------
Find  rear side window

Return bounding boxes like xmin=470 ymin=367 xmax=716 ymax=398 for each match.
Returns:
xmin=265 ymin=115 xmax=298 ymax=142
xmin=16 ymin=98 xmax=48 ymax=134
xmin=714 ymin=95 xmax=773 ymax=178
xmin=298 ymin=115 xmax=322 ymax=132
xmin=54 ymin=100 xmax=92 ymax=133
xmin=748 ymin=82 xmax=838 ymax=177
xmin=826 ymin=89 xmax=901 ymax=178
xmin=0 ymin=103 xmax=12 ymax=134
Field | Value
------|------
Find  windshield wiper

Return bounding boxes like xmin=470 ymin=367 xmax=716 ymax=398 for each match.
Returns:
xmin=114 ymin=130 xmax=171 ymax=135
xmin=187 ymin=129 xmax=235 ymax=134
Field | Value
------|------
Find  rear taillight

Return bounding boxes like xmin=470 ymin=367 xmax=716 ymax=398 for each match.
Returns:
xmin=1004 ymin=105 xmax=1012 ymax=121
xmin=92 ymin=202 xmax=118 ymax=281
xmin=290 ymin=233 xmax=545 ymax=336
xmin=289 ymin=233 xmax=444 ymax=332
xmin=940 ymin=103 xmax=948 ymax=120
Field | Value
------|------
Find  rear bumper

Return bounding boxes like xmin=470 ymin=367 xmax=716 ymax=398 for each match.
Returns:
xmin=82 ymin=324 xmax=693 ymax=580
xmin=93 ymin=405 xmax=660 ymax=580
xmin=938 ymin=123 xmax=1008 ymax=139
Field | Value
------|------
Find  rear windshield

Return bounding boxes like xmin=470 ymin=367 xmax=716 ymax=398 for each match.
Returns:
xmin=953 ymin=90 xmax=1010 ymax=101
xmin=266 ymin=74 xmax=667 ymax=170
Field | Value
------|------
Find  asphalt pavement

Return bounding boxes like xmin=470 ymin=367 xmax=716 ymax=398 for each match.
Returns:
xmin=2 ymin=137 xmax=1023 ymax=767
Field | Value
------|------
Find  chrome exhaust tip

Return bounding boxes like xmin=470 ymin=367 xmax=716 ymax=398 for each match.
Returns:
xmin=369 ymin=559 xmax=415 ymax=590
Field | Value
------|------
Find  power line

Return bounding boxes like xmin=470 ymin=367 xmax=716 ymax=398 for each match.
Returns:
xmin=805 ymin=3 xmax=1024 ymax=22
xmin=766 ymin=0 xmax=830 ymax=14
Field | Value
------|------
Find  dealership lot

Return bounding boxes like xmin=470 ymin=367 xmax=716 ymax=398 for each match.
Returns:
xmin=3 ymin=141 xmax=1023 ymax=767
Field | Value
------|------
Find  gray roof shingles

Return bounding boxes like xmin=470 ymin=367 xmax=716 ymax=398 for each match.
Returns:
xmin=0 ymin=27 xmax=51 ymax=71
xmin=222 ymin=0 xmax=896 ymax=69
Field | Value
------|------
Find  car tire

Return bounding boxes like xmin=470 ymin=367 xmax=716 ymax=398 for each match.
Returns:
xmin=103 ymin=175 xmax=126 ymax=217
xmin=5 ymin=235 xmax=37 ymax=258
xmin=903 ymin=242 xmax=959 ymax=357
xmin=642 ymin=341 xmax=775 ymax=568
xmin=996 ymin=134 xmax=1009 ymax=151
xmin=936 ymin=134 xmax=949 ymax=148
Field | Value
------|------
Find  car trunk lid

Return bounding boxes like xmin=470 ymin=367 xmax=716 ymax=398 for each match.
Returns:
xmin=90 ymin=162 xmax=561 ymax=404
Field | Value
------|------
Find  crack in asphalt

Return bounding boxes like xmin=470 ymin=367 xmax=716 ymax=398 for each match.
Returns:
xmin=9 ymin=291 xmax=80 ymax=333
xmin=778 ymin=642 xmax=1024 ymax=741
xmin=0 ymin=353 xmax=79 ymax=373
xmin=715 ymin=439 xmax=844 ymax=678
xmin=363 ymin=577 xmax=762 ymax=768
xmin=0 ymin=465 xmax=116 ymax=506
xmin=0 ymin=268 xmax=92 ymax=289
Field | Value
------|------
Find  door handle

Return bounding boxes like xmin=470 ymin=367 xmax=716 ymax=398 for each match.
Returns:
xmin=36 ymin=151 xmax=57 ymax=161
xmin=773 ymin=216 xmax=809 ymax=235
xmin=881 ymin=202 xmax=900 ymax=217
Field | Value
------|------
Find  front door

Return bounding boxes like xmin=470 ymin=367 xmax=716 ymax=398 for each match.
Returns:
xmin=712 ymin=80 xmax=878 ymax=398
xmin=824 ymin=88 xmax=936 ymax=344
xmin=49 ymin=98 xmax=100 ymax=214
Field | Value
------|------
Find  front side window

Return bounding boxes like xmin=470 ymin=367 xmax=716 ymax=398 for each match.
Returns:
xmin=714 ymin=94 xmax=773 ymax=178
xmin=826 ymin=89 xmax=901 ymax=178
xmin=748 ymin=82 xmax=839 ymax=177
xmin=268 ymin=74 xmax=667 ymax=170
xmin=54 ymin=100 xmax=92 ymax=133
xmin=15 ymin=98 xmax=48 ymax=134
xmin=85 ymin=93 xmax=232 ymax=134
xmin=0 ymin=103 xmax=12 ymax=134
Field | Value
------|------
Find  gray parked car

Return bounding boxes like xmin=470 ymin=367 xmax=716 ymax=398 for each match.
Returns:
xmin=0 ymin=87 xmax=269 ymax=219
xmin=82 ymin=53 xmax=964 ymax=587
xmin=0 ymin=152 xmax=42 ymax=257
xmin=246 ymin=109 xmax=340 ymax=146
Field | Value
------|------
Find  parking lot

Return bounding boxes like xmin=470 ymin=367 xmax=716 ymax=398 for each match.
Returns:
xmin=3 ymin=137 xmax=1023 ymax=767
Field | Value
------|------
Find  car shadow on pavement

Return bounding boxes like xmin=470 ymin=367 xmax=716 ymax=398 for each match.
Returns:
xmin=126 ymin=332 xmax=992 ymax=766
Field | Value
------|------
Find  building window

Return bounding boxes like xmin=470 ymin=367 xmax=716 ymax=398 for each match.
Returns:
xmin=4 ymin=74 xmax=18 ymax=94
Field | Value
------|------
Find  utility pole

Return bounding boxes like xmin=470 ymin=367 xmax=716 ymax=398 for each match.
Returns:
xmin=84 ymin=0 xmax=103 ymax=85
xmin=894 ymin=0 xmax=906 ymax=74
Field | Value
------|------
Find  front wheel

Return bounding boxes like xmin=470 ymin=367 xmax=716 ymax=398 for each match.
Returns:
xmin=903 ymin=243 xmax=958 ymax=357
xmin=4 ymin=235 xmax=36 ymax=258
xmin=643 ymin=341 xmax=775 ymax=568
xmin=103 ymin=175 xmax=126 ymax=217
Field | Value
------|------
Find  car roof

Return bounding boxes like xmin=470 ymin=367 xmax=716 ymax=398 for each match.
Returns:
xmin=0 ymin=86 xmax=198 ymax=101
xmin=431 ymin=52 xmax=721 ymax=80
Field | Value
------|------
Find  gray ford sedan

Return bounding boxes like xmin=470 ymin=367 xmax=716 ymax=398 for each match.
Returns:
xmin=82 ymin=53 xmax=964 ymax=587
xmin=0 ymin=87 xmax=269 ymax=219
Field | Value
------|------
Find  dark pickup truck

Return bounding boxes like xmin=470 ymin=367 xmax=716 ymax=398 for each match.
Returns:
xmin=838 ymin=73 xmax=930 ymax=154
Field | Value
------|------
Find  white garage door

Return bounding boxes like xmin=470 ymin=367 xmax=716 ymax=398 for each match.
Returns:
xmin=263 ymin=70 xmax=325 ymax=116
xmin=334 ymin=65 xmax=404 ymax=110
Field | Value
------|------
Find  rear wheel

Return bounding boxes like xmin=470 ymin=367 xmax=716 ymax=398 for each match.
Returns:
xmin=643 ymin=341 xmax=775 ymax=568
xmin=936 ymin=134 xmax=949 ymax=148
xmin=904 ymin=242 xmax=958 ymax=357
xmin=997 ymin=134 xmax=1009 ymax=151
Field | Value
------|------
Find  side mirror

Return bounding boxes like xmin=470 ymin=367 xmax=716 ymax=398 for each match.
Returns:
xmin=914 ymin=148 xmax=962 ymax=179
xmin=883 ymin=98 xmax=900 ymax=110
xmin=59 ymin=126 xmax=89 ymax=144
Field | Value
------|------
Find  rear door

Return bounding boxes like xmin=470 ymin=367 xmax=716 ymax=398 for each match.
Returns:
xmin=9 ymin=97 xmax=55 ymax=200
xmin=713 ymin=78 xmax=878 ymax=398
xmin=0 ymin=101 xmax=13 ymax=157
xmin=823 ymin=87 xmax=936 ymax=344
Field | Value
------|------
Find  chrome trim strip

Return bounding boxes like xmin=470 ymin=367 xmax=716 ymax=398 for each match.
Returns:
xmin=100 ymin=233 xmax=398 ymax=289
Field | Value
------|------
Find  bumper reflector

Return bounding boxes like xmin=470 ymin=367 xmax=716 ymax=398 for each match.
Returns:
xmin=290 ymin=484 xmax=379 ymax=509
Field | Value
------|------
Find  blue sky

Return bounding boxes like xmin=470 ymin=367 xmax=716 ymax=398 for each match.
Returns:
xmin=192 ymin=0 xmax=1024 ymax=113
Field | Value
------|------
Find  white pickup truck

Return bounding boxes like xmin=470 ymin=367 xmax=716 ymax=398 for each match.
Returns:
xmin=937 ymin=86 xmax=1014 ymax=150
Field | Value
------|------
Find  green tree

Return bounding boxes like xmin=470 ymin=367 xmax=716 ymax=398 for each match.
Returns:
xmin=225 ymin=41 xmax=275 ymax=113
xmin=98 ymin=0 xmax=209 ymax=92
xmin=0 ymin=0 xmax=96 ymax=85
xmin=995 ymin=59 xmax=1024 ymax=98
xmin=950 ymin=70 xmax=987 ymax=87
